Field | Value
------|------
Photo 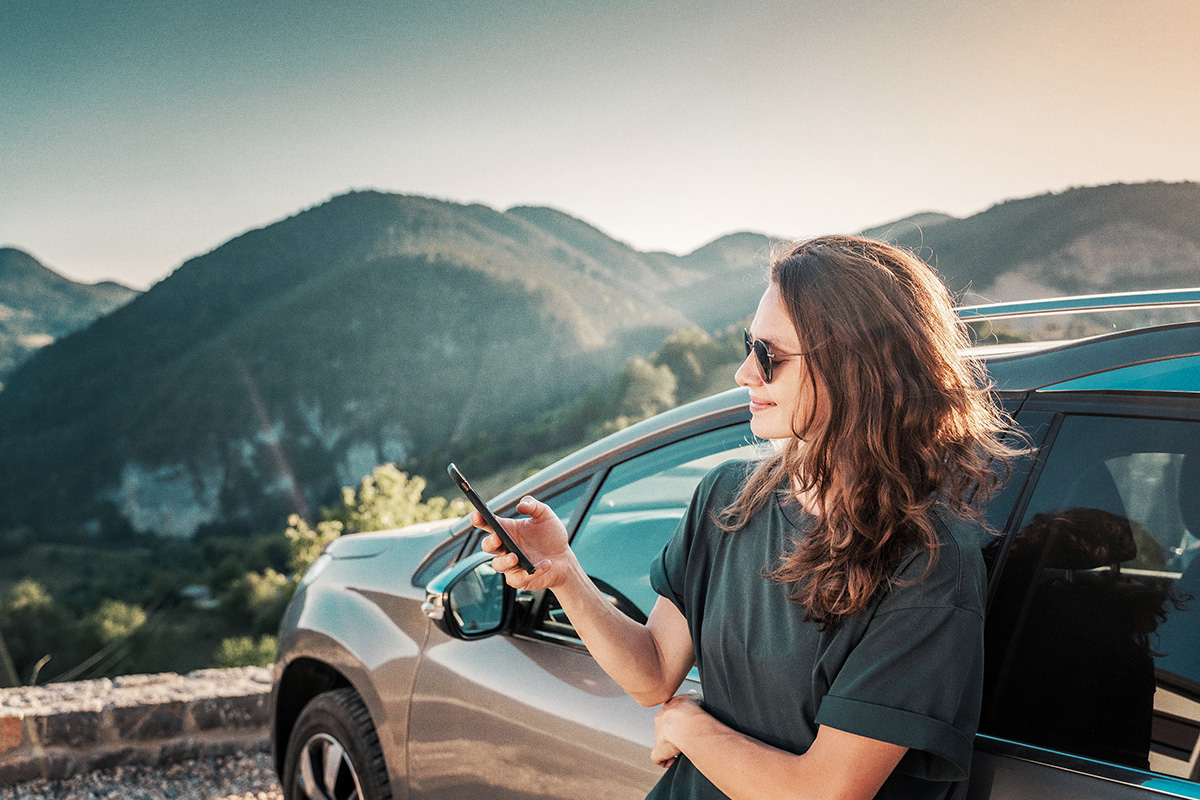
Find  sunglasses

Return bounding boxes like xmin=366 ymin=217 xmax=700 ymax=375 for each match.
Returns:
xmin=744 ymin=328 xmax=806 ymax=383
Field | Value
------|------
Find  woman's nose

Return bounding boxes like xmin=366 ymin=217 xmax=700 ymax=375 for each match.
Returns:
xmin=735 ymin=352 xmax=761 ymax=387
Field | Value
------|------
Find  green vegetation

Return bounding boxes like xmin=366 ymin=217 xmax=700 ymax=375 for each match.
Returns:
xmin=285 ymin=464 xmax=469 ymax=574
xmin=213 ymin=635 xmax=278 ymax=668
xmin=419 ymin=323 xmax=747 ymax=495
xmin=0 ymin=463 xmax=466 ymax=686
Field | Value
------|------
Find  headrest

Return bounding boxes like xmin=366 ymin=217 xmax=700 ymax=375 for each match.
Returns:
xmin=1014 ymin=507 xmax=1137 ymax=570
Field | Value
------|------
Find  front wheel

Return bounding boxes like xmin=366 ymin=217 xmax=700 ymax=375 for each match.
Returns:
xmin=283 ymin=688 xmax=392 ymax=800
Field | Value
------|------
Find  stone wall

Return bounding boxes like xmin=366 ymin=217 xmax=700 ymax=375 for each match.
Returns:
xmin=0 ymin=667 xmax=271 ymax=785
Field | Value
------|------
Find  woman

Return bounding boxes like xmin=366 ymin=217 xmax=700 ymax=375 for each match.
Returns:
xmin=478 ymin=235 xmax=1019 ymax=800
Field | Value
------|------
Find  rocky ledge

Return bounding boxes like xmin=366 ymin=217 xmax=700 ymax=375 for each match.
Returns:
xmin=0 ymin=667 xmax=272 ymax=785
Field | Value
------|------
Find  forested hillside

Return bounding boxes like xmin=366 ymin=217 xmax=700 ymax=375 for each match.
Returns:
xmin=871 ymin=181 xmax=1200 ymax=300
xmin=0 ymin=192 xmax=765 ymax=540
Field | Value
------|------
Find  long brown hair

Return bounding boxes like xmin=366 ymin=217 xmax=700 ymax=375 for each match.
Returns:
xmin=720 ymin=235 xmax=1022 ymax=624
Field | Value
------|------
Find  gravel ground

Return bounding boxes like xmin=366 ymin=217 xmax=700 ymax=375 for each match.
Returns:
xmin=0 ymin=752 xmax=283 ymax=800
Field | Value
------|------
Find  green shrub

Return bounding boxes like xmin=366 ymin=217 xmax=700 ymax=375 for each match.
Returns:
xmin=213 ymin=634 xmax=277 ymax=668
xmin=86 ymin=599 xmax=146 ymax=645
xmin=287 ymin=464 xmax=467 ymax=574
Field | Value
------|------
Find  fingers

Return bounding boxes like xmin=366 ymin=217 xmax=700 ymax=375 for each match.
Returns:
xmin=652 ymin=703 xmax=683 ymax=769
xmin=491 ymin=557 xmax=553 ymax=590
xmin=476 ymin=497 xmax=545 ymax=532
xmin=662 ymin=693 xmax=700 ymax=711
xmin=480 ymin=531 xmax=504 ymax=555
xmin=515 ymin=495 xmax=553 ymax=521
xmin=489 ymin=549 xmax=519 ymax=571
xmin=478 ymin=522 xmax=535 ymax=585
xmin=650 ymin=741 xmax=680 ymax=769
xmin=474 ymin=496 xmax=567 ymax=589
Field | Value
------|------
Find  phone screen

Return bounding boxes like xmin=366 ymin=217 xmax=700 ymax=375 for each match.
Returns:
xmin=447 ymin=463 xmax=536 ymax=574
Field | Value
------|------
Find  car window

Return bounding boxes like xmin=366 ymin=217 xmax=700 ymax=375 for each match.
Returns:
xmin=562 ymin=423 xmax=764 ymax=622
xmin=1042 ymin=353 xmax=1200 ymax=393
xmin=541 ymin=480 xmax=588 ymax=530
xmin=982 ymin=414 xmax=1200 ymax=781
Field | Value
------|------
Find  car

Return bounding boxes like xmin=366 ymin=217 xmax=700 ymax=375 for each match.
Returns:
xmin=270 ymin=288 xmax=1200 ymax=800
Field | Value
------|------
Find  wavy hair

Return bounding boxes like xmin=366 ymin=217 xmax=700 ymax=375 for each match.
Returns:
xmin=719 ymin=235 xmax=1023 ymax=624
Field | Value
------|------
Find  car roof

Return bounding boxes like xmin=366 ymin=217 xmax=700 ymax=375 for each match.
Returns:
xmin=963 ymin=288 xmax=1200 ymax=393
xmin=984 ymin=321 xmax=1200 ymax=392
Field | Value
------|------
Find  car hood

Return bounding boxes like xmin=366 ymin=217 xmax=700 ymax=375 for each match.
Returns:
xmin=325 ymin=519 xmax=458 ymax=559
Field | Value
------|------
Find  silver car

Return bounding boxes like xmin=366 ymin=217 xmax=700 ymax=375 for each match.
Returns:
xmin=271 ymin=289 xmax=1200 ymax=799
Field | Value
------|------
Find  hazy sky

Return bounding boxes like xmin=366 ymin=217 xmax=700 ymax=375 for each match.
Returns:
xmin=3 ymin=0 xmax=1199 ymax=289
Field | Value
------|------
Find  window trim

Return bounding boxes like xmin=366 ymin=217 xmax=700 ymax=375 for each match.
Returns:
xmin=974 ymin=735 xmax=1200 ymax=798
xmin=984 ymin=410 xmax=1064 ymax=612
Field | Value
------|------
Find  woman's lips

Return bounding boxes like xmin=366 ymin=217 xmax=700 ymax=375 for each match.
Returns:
xmin=748 ymin=397 xmax=775 ymax=413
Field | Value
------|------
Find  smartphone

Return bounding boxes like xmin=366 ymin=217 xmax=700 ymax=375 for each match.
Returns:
xmin=447 ymin=463 xmax=537 ymax=574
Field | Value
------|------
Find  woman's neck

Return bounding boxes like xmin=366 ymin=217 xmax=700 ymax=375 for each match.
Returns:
xmin=790 ymin=475 xmax=822 ymax=517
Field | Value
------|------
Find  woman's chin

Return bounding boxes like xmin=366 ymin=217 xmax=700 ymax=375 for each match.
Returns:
xmin=748 ymin=415 xmax=789 ymax=441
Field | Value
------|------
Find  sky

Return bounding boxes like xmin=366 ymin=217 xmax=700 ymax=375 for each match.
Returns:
xmin=3 ymin=0 xmax=1199 ymax=289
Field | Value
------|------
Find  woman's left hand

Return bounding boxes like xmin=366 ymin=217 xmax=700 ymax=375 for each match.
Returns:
xmin=651 ymin=692 xmax=707 ymax=769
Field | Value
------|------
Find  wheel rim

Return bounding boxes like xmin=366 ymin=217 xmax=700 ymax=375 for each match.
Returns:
xmin=294 ymin=732 xmax=365 ymax=800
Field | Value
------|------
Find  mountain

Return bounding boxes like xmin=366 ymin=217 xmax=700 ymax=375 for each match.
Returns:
xmin=661 ymin=233 xmax=775 ymax=331
xmin=859 ymin=212 xmax=956 ymax=241
xmin=0 ymin=192 xmax=768 ymax=539
xmin=867 ymin=182 xmax=1200 ymax=301
xmin=5 ymin=181 xmax=1195 ymax=542
xmin=0 ymin=248 xmax=138 ymax=387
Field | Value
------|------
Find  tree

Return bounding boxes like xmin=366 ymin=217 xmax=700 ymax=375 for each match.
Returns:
xmin=286 ymin=465 xmax=468 ymax=575
xmin=86 ymin=599 xmax=146 ymax=645
xmin=617 ymin=357 xmax=677 ymax=420
xmin=220 ymin=568 xmax=292 ymax=634
xmin=284 ymin=516 xmax=344 ymax=576
xmin=328 ymin=464 xmax=469 ymax=533
xmin=0 ymin=580 xmax=74 ymax=684
xmin=213 ymin=634 xmax=277 ymax=668
xmin=653 ymin=325 xmax=745 ymax=403
xmin=654 ymin=327 xmax=710 ymax=396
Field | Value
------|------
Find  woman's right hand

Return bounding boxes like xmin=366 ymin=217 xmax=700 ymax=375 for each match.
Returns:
xmin=476 ymin=495 xmax=573 ymax=591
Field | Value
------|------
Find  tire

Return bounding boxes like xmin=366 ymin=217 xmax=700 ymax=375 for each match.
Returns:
xmin=283 ymin=688 xmax=393 ymax=800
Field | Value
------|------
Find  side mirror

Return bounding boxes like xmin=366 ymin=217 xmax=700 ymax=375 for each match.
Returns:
xmin=422 ymin=551 xmax=514 ymax=640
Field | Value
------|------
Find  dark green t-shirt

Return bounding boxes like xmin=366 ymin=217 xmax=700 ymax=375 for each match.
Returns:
xmin=648 ymin=460 xmax=986 ymax=800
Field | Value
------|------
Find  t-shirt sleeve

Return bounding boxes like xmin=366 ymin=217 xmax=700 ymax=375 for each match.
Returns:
xmin=814 ymin=602 xmax=985 ymax=782
xmin=650 ymin=486 xmax=704 ymax=617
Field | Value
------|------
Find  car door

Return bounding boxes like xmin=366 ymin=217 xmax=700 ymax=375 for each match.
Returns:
xmin=971 ymin=400 xmax=1200 ymax=799
xmin=405 ymin=422 xmax=764 ymax=799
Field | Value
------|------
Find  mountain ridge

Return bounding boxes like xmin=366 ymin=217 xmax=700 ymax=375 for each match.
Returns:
xmin=1 ymin=180 xmax=1197 ymax=541
xmin=873 ymin=181 xmax=1200 ymax=298
xmin=0 ymin=191 xmax=768 ymax=538
xmin=0 ymin=247 xmax=139 ymax=386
